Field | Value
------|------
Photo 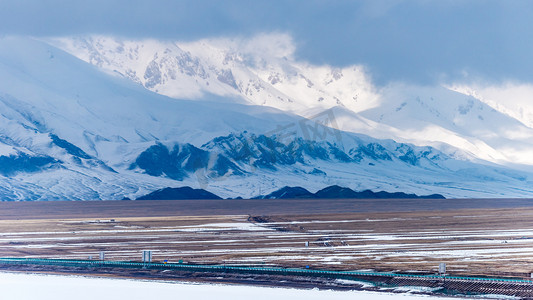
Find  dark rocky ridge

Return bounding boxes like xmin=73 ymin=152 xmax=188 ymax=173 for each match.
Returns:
xmin=137 ymin=187 xmax=222 ymax=200
xmin=131 ymin=132 xmax=447 ymax=182
xmin=137 ymin=185 xmax=445 ymax=200
xmin=258 ymin=185 xmax=445 ymax=200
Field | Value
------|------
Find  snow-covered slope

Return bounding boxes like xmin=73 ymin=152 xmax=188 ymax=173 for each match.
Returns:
xmin=0 ymin=36 xmax=295 ymax=200
xmin=448 ymin=82 xmax=533 ymax=129
xmin=362 ymin=84 xmax=533 ymax=165
xmin=0 ymin=35 xmax=532 ymax=200
xmin=52 ymin=35 xmax=533 ymax=167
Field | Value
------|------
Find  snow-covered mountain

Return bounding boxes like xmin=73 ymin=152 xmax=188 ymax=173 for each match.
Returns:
xmin=51 ymin=35 xmax=380 ymax=114
xmin=0 ymin=35 xmax=532 ymax=200
xmin=0 ymin=36 xmax=295 ymax=200
xmin=52 ymin=35 xmax=533 ymax=167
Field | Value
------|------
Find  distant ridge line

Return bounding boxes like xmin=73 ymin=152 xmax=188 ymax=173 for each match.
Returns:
xmin=135 ymin=185 xmax=445 ymax=200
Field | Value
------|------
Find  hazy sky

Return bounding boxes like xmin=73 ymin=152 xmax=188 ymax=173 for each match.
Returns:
xmin=1 ymin=0 xmax=531 ymax=85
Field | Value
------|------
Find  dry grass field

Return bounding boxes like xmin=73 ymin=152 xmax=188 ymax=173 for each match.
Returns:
xmin=2 ymin=199 xmax=533 ymax=278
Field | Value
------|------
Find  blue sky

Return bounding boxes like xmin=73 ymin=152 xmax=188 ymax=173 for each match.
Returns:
xmin=1 ymin=0 xmax=532 ymax=85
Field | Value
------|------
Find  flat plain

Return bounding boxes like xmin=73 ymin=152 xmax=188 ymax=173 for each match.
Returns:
xmin=2 ymin=198 xmax=533 ymax=278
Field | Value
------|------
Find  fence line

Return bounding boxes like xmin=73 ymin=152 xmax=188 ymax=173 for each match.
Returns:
xmin=1 ymin=257 xmax=531 ymax=284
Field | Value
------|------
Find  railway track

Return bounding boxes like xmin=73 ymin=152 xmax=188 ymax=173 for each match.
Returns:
xmin=2 ymin=258 xmax=533 ymax=298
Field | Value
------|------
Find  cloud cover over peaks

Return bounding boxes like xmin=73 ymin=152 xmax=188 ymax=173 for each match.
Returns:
xmin=1 ymin=0 xmax=532 ymax=85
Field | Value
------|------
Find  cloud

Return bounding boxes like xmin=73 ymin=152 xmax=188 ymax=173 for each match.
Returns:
xmin=0 ymin=0 xmax=287 ymax=38
xmin=1 ymin=0 xmax=533 ymax=85
xmin=203 ymin=33 xmax=296 ymax=62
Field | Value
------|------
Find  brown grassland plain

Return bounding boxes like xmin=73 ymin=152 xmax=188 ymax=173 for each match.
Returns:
xmin=1 ymin=198 xmax=533 ymax=279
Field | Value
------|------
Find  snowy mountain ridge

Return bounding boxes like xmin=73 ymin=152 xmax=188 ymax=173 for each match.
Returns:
xmin=0 ymin=35 xmax=532 ymax=200
xmin=52 ymin=35 xmax=380 ymax=114
xmin=52 ymin=35 xmax=533 ymax=167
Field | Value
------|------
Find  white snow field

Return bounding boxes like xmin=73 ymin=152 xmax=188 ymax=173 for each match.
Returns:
xmin=0 ymin=272 xmax=458 ymax=300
